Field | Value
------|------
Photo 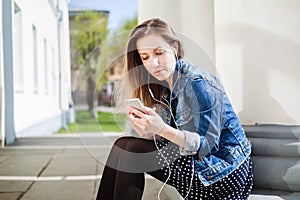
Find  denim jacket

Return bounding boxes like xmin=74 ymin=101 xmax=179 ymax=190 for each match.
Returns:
xmin=160 ymin=59 xmax=251 ymax=186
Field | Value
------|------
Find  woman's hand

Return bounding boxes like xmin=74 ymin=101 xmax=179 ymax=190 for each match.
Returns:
xmin=127 ymin=106 xmax=166 ymax=139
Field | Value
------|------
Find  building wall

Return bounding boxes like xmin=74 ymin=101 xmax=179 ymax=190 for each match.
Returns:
xmin=59 ymin=0 xmax=72 ymax=112
xmin=12 ymin=0 xmax=71 ymax=136
xmin=138 ymin=0 xmax=300 ymax=125
xmin=215 ymin=0 xmax=300 ymax=125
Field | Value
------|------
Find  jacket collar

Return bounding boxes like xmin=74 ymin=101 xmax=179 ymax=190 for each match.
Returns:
xmin=162 ymin=59 xmax=184 ymax=100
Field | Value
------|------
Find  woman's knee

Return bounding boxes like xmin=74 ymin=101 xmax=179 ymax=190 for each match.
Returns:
xmin=114 ymin=137 xmax=155 ymax=153
xmin=113 ymin=136 xmax=133 ymax=149
xmin=123 ymin=138 xmax=156 ymax=153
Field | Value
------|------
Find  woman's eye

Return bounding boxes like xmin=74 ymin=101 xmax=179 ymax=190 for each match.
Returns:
xmin=156 ymin=50 xmax=165 ymax=55
xmin=141 ymin=56 xmax=148 ymax=60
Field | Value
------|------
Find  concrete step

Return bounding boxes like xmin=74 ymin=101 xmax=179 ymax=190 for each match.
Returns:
xmin=244 ymin=125 xmax=300 ymax=192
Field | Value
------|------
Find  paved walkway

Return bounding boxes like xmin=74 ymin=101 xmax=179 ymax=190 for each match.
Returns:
xmin=0 ymin=133 xmax=299 ymax=200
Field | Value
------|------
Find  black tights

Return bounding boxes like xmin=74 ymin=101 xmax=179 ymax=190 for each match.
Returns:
xmin=96 ymin=137 xmax=169 ymax=200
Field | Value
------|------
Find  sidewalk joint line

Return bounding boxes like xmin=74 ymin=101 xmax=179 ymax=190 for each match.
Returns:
xmin=0 ymin=174 xmax=155 ymax=181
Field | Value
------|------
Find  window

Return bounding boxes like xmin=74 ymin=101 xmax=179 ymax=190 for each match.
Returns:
xmin=32 ymin=25 xmax=38 ymax=93
xmin=44 ymin=38 xmax=48 ymax=93
xmin=51 ymin=47 xmax=56 ymax=95
xmin=110 ymin=67 xmax=114 ymax=75
xmin=13 ymin=3 xmax=23 ymax=92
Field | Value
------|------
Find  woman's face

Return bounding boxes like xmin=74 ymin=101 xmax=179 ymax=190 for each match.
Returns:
xmin=136 ymin=34 xmax=177 ymax=86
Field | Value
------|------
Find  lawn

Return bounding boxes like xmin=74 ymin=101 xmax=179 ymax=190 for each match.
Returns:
xmin=57 ymin=110 xmax=127 ymax=133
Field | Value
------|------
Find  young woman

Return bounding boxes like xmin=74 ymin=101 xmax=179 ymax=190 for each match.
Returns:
xmin=96 ymin=18 xmax=253 ymax=200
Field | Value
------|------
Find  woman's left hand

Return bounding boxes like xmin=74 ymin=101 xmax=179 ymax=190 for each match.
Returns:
xmin=127 ymin=106 xmax=166 ymax=138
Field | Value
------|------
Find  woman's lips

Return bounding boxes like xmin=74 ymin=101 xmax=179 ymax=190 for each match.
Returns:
xmin=154 ymin=69 xmax=163 ymax=76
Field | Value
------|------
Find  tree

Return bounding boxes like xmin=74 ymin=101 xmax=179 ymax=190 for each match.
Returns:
xmin=95 ymin=17 xmax=138 ymax=107
xmin=71 ymin=11 xmax=109 ymax=118
xmin=109 ymin=17 xmax=138 ymax=61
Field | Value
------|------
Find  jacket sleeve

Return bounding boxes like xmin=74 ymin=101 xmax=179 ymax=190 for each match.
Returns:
xmin=179 ymin=130 xmax=200 ymax=155
xmin=184 ymin=77 xmax=223 ymax=157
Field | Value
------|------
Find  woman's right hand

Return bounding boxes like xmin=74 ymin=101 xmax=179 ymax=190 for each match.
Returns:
xmin=127 ymin=106 xmax=154 ymax=139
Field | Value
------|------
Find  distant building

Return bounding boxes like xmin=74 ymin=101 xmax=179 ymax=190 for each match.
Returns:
xmin=102 ymin=56 xmax=124 ymax=106
xmin=0 ymin=0 xmax=73 ymax=145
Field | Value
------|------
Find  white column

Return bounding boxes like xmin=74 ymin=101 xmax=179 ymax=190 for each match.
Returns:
xmin=138 ymin=0 xmax=182 ymax=30
xmin=138 ymin=0 xmax=215 ymax=73
xmin=2 ymin=0 xmax=16 ymax=144
xmin=215 ymin=0 xmax=300 ymax=125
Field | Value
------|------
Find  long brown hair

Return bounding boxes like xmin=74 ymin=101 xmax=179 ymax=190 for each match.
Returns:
xmin=115 ymin=18 xmax=184 ymax=108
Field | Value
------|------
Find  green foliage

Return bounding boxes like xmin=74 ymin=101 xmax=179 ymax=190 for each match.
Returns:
xmin=120 ymin=17 xmax=138 ymax=32
xmin=72 ymin=11 xmax=109 ymax=73
xmin=96 ymin=16 xmax=138 ymax=90
xmin=57 ymin=111 xmax=127 ymax=133
xmin=110 ymin=17 xmax=138 ymax=58
xmin=70 ymin=14 xmax=137 ymax=99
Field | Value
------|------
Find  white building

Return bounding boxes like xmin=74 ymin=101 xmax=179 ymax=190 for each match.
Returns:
xmin=0 ymin=0 xmax=73 ymax=145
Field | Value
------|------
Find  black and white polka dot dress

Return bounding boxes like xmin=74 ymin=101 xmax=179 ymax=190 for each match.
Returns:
xmin=154 ymin=139 xmax=253 ymax=200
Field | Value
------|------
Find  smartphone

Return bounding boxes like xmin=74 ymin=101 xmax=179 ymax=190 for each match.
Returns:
xmin=125 ymin=98 xmax=146 ymax=113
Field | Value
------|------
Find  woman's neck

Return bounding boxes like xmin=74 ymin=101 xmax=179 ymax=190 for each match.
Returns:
xmin=166 ymin=73 xmax=174 ymax=92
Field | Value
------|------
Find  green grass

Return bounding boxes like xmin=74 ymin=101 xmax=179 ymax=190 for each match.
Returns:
xmin=57 ymin=110 xmax=127 ymax=133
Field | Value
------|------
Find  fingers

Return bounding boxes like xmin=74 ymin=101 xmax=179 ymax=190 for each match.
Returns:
xmin=144 ymin=106 xmax=157 ymax=115
xmin=128 ymin=106 xmax=150 ymax=120
xmin=127 ymin=105 xmax=162 ymax=135
xmin=128 ymin=114 xmax=153 ymax=139
xmin=129 ymin=113 xmax=149 ymax=128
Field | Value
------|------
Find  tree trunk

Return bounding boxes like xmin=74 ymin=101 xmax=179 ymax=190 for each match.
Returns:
xmin=87 ymin=76 xmax=97 ymax=118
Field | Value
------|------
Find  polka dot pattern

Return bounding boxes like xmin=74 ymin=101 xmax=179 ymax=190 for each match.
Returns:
xmin=155 ymin=140 xmax=253 ymax=199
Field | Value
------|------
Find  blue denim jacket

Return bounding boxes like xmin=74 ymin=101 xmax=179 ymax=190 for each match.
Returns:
xmin=160 ymin=59 xmax=251 ymax=186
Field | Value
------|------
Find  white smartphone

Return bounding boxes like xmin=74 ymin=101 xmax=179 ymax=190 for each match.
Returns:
xmin=125 ymin=98 xmax=146 ymax=113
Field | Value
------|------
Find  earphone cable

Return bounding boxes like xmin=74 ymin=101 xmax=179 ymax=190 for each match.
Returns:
xmin=147 ymin=62 xmax=194 ymax=199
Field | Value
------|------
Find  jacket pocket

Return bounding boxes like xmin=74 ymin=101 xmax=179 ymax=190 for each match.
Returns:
xmin=176 ymin=106 xmax=193 ymax=127
xmin=215 ymin=145 xmax=242 ymax=164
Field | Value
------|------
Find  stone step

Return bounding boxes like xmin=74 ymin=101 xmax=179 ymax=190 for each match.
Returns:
xmin=143 ymin=176 xmax=176 ymax=200
xmin=244 ymin=125 xmax=300 ymax=192
xmin=244 ymin=124 xmax=300 ymax=139
xmin=249 ymin=137 xmax=300 ymax=157
xmin=252 ymin=156 xmax=300 ymax=191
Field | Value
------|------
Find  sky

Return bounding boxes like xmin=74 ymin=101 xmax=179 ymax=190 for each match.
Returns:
xmin=68 ymin=0 xmax=137 ymax=31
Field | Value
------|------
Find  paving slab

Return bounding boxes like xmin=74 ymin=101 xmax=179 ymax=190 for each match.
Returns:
xmin=40 ymin=157 xmax=97 ymax=176
xmin=0 ymin=154 xmax=8 ymax=163
xmin=0 ymin=180 xmax=32 ymax=192
xmin=76 ymin=146 xmax=112 ymax=159
xmin=0 ymin=192 xmax=22 ymax=200
xmin=59 ymin=148 xmax=95 ymax=158
xmin=21 ymin=180 xmax=96 ymax=200
xmin=57 ymin=148 xmax=105 ymax=159
xmin=0 ymin=154 xmax=53 ymax=176
xmin=143 ymin=177 xmax=168 ymax=200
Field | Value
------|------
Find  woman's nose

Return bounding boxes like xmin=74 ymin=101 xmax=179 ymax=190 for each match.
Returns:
xmin=152 ymin=58 xmax=159 ymax=68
